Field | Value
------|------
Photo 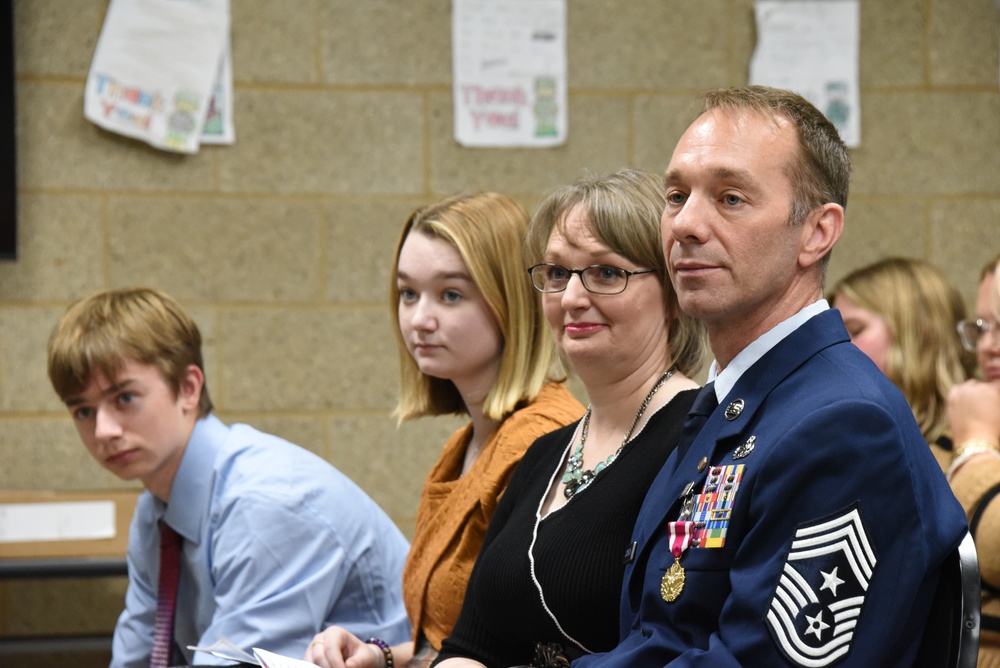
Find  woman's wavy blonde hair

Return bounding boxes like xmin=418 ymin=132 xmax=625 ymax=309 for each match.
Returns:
xmin=831 ymin=257 xmax=975 ymax=444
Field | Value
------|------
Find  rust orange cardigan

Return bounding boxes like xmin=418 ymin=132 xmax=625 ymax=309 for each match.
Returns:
xmin=401 ymin=382 xmax=584 ymax=650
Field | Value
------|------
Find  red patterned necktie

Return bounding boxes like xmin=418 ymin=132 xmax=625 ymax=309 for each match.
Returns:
xmin=150 ymin=521 xmax=182 ymax=668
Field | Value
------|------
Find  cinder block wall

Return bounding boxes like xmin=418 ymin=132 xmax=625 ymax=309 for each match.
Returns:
xmin=1 ymin=0 xmax=997 ymax=664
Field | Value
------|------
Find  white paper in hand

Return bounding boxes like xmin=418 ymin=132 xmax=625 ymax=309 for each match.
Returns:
xmin=253 ymin=647 xmax=320 ymax=668
xmin=186 ymin=638 xmax=258 ymax=664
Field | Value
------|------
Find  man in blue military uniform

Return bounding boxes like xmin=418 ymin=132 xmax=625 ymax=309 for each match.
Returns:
xmin=575 ymin=86 xmax=967 ymax=666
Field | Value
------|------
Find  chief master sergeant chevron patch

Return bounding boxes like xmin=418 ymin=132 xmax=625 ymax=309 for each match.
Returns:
xmin=766 ymin=504 xmax=878 ymax=667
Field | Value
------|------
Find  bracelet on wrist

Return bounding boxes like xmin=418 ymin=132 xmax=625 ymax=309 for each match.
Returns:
xmin=947 ymin=439 xmax=1000 ymax=480
xmin=366 ymin=637 xmax=394 ymax=668
xmin=366 ymin=642 xmax=384 ymax=668
xmin=953 ymin=438 xmax=999 ymax=459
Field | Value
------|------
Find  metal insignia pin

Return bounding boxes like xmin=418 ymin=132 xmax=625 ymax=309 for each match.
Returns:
xmin=733 ymin=435 xmax=756 ymax=460
xmin=724 ymin=398 xmax=745 ymax=421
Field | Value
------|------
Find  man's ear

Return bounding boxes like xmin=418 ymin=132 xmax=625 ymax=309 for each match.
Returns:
xmin=799 ymin=203 xmax=843 ymax=269
xmin=178 ymin=364 xmax=204 ymax=415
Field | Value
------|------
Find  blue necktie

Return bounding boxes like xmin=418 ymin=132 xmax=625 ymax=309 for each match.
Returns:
xmin=673 ymin=382 xmax=718 ymax=468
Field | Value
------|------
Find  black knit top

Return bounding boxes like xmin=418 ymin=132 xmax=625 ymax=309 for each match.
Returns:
xmin=434 ymin=389 xmax=698 ymax=668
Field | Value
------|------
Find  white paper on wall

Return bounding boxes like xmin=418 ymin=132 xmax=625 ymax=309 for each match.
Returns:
xmin=84 ymin=0 xmax=231 ymax=154
xmin=200 ymin=38 xmax=235 ymax=145
xmin=0 ymin=501 xmax=116 ymax=543
xmin=749 ymin=0 xmax=861 ymax=147
xmin=452 ymin=0 xmax=567 ymax=148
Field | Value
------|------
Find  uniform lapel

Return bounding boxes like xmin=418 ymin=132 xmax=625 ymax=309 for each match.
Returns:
xmin=626 ymin=310 xmax=850 ymax=594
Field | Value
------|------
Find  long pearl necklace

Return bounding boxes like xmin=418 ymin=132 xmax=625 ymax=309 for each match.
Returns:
xmin=561 ymin=368 xmax=676 ymax=499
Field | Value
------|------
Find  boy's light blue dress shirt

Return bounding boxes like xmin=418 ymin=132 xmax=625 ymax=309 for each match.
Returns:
xmin=112 ymin=415 xmax=411 ymax=667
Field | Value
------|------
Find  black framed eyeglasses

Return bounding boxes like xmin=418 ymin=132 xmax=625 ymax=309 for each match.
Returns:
xmin=527 ymin=263 xmax=656 ymax=295
xmin=957 ymin=318 xmax=997 ymax=352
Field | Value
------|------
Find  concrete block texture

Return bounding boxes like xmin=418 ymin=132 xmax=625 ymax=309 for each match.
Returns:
xmin=568 ymin=0 xmax=731 ymax=90
xmin=326 ymin=196 xmax=429 ymax=304
xmin=0 ymin=195 xmax=105 ymax=301
xmin=106 ymin=196 xmax=324 ymax=302
xmin=320 ymin=1 xmax=452 ymax=86
xmin=851 ymin=91 xmax=1000 ymax=195
xmin=232 ymin=0 xmax=321 ymax=84
xmin=859 ymin=0 xmax=924 ymax=88
xmin=216 ymin=305 xmax=397 ymax=413
xmin=930 ymin=198 xmax=1000 ymax=310
xmin=826 ymin=196 xmax=929 ymax=291
xmin=632 ymin=94 xmax=707 ymax=175
xmin=0 ymin=417 xmax=124 ymax=490
xmin=328 ymin=413 xmax=466 ymax=532
xmin=929 ymin=0 xmax=1000 ymax=87
xmin=0 ymin=306 xmax=71 ymax=413
xmin=13 ymin=0 xmax=104 ymax=78
xmin=218 ymin=89 xmax=425 ymax=195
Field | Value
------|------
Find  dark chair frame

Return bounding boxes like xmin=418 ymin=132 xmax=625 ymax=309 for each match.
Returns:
xmin=914 ymin=530 xmax=981 ymax=668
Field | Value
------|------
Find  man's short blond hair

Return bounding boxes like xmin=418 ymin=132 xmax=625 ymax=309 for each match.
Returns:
xmin=47 ymin=287 xmax=213 ymax=416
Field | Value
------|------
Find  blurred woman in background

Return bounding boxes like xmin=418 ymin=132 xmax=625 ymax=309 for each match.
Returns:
xmin=831 ymin=255 xmax=999 ymax=666
xmin=830 ymin=257 xmax=975 ymax=466
xmin=948 ymin=254 xmax=1000 ymax=667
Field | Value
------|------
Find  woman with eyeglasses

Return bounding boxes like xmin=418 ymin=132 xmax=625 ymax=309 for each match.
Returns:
xmin=432 ymin=169 xmax=706 ymax=668
xmin=830 ymin=255 xmax=1000 ymax=665
xmin=306 ymin=193 xmax=584 ymax=668
xmin=948 ymin=253 xmax=1000 ymax=666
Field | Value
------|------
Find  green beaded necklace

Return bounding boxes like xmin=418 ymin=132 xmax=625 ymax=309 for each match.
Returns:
xmin=561 ymin=368 xmax=676 ymax=499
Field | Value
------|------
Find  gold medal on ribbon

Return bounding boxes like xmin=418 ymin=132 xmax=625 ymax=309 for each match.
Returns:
xmin=660 ymin=556 xmax=685 ymax=602
xmin=661 ymin=520 xmax=694 ymax=603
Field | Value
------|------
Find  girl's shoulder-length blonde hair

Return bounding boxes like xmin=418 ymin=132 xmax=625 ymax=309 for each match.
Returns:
xmin=831 ymin=257 xmax=976 ymax=444
xmin=391 ymin=192 xmax=562 ymax=422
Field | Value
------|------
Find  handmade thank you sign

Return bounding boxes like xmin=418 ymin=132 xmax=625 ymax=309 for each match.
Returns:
xmin=84 ymin=0 xmax=230 ymax=153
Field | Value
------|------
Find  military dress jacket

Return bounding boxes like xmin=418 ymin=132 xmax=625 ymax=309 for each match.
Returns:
xmin=575 ymin=309 xmax=967 ymax=668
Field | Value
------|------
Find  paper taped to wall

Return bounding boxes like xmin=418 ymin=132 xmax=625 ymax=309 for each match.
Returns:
xmin=0 ymin=500 xmax=116 ymax=543
xmin=452 ymin=0 xmax=568 ymax=148
xmin=749 ymin=0 xmax=861 ymax=147
xmin=83 ymin=0 xmax=232 ymax=153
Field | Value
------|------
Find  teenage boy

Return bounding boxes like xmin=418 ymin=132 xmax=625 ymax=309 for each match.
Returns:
xmin=47 ymin=287 xmax=410 ymax=667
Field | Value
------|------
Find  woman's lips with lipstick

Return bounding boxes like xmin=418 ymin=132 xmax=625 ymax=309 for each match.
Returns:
xmin=564 ymin=322 xmax=605 ymax=335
